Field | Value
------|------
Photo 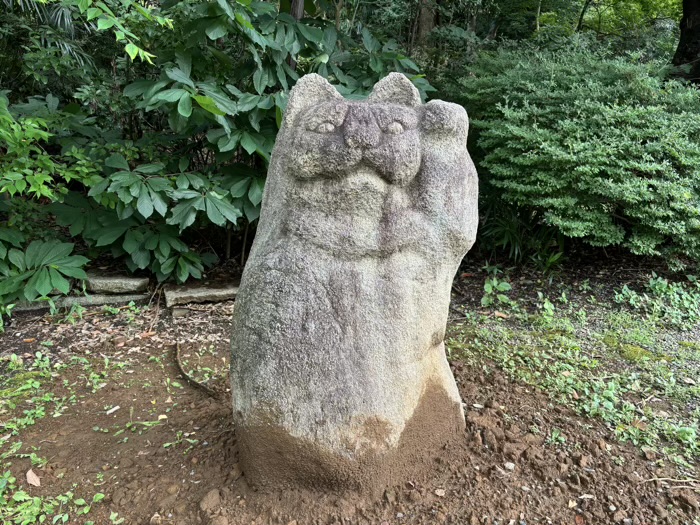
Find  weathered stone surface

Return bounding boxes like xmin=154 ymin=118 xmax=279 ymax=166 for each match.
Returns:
xmin=86 ymin=274 xmax=149 ymax=294
xmin=230 ymin=73 xmax=478 ymax=492
xmin=164 ymin=285 xmax=238 ymax=307
xmin=14 ymin=293 xmax=149 ymax=312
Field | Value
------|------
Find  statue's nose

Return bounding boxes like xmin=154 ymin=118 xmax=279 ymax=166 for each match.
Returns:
xmin=344 ymin=107 xmax=381 ymax=149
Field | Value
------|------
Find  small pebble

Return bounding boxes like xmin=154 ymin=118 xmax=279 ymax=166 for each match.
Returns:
xmin=504 ymin=462 xmax=515 ymax=471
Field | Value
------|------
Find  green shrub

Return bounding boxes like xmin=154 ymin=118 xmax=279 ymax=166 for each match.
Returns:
xmin=0 ymin=1 xmax=433 ymax=306
xmin=453 ymin=46 xmax=700 ymax=267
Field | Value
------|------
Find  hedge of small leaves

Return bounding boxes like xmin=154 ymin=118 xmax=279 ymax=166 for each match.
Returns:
xmin=454 ymin=47 xmax=700 ymax=267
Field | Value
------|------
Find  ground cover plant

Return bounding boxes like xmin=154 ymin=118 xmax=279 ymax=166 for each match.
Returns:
xmin=1 ymin=260 xmax=699 ymax=524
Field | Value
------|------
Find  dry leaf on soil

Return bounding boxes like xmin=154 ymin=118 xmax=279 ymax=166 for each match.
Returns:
xmin=26 ymin=469 xmax=40 ymax=487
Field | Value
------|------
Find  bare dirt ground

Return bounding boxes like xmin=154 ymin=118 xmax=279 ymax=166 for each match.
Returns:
xmin=1 ymin=260 xmax=699 ymax=524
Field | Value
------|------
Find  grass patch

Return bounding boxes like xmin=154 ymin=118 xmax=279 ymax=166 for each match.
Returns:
xmin=448 ymin=314 xmax=700 ymax=466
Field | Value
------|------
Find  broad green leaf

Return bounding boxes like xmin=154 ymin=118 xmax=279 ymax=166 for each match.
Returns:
xmin=193 ymin=96 xmax=226 ymax=116
xmin=175 ymin=51 xmax=192 ymax=77
xmin=135 ymin=163 xmax=164 ymax=174
xmin=234 ymin=11 xmax=254 ymax=30
xmin=205 ymin=196 xmax=226 ymax=226
xmin=56 ymin=266 xmax=88 ymax=280
xmin=168 ymin=197 xmax=204 ymax=232
xmin=276 ymin=63 xmax=288 ymax=91
xmin=205 ymin=194 xmax=241 ymax=225
xmin=253 ymin=67 xmax=268 ymax=94
xmin=258 ymin=94 xmax=275 ymax=110
xmin=137 ymin=187 xmax=154 ymax=218
xmin=218 ymin=132 xmax=241 ymax=153
xmin=125 ymin=43 xmax=139 ymax=60
xmin=240 ymin=132 xmax=258 ymax=155
xmin=87 ymin=178 xmax=110 ymax=198
xmin=248 ymin=178 xmax=265 ymax=206
xmin=105 ymin=154 xmax=130 ymax=171
xmin=150 ymin=189 xmax=168 ymax=217
xmin=166 ymin=68 xmax=195 ymax=89
xmin=0 ymin=228 xmax=25 ymax=247
xmin=53 ymin=255 xmax=89 ymax=268
xmin=122 ymin=230 xmax=140 ymax=253
xmin=124 ymin=80 xmax=155 ymax=98
xmin=178 ymin=93 xmax=193 ymax=118
xmin=200 ymin=86 xmax=238 ymax=115
xmin=176 ymin=257 xmax=189 ymax=283
xmin=216 ymin=0 xmax=236 ymax=19
xmin=86 ymin=7 xmax=101 ymax=20
xmin=152 ymin=89 xmax=188 ymax=103
xmin=34 ymin=267 xmax=53 ymax=297
xmin=8 ymin=248 xmax=25 ymax=271
xmin=159 ymin=238 xmax=172 ymax=259
xmin=361 ymin=28 xmax=380 ymax=52
xmin=244 ymin=199 xmax=260 ymax=222
xmin=97 ymin=17 xmax=115 ymax=31
xmin=48 ymin=268 xmax=70 ymax=295
xmin=160 ymin=255 xmax=177 ymax=274
xmin=41 ymin=242 xmax=74 ymax=264
xmin=0 ymin=275 xmax=25 ymax=296
xmin=297 ymin=24 xmax=323 ymax=44
xmin=131 ymin=249 xmax=151 ymax=269
xmin=24 ymin=241 xmax=42 ymax=269
xmin=95 ymin=225 xmax=129 ymax=246
xmin=206 ymin=20 xmax=228 ymax=40
xmin=228 ymin=177 xmax=251 ymax=198
xmin=144 ymin=233 xmax=159 ymax=251
xmin=23 ymin=270 xmax=41 ymax=301
xmin=236 ymin=93 xmax=260 ymax=112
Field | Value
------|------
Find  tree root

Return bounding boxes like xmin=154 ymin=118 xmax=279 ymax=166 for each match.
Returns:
xmin=174 ymin=342 xmax=219 ymax=398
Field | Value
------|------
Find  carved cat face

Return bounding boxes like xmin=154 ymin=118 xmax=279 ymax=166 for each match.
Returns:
xmin=262 ymin=73 xmax=472 ymax=258
xmin=287 ymin=100 xmax=422 ymax=187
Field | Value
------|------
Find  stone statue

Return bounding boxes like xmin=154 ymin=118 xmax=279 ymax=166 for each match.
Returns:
xmin=230 ymin=72 xmax=478 ymax=493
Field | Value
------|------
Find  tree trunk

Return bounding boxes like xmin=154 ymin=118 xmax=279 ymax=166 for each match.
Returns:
xmin=673 ymin=0 xmax=700 ymax=82
xmin=334 ymin=0 xmax=343 ymax=30
xmin=287 ymin=0 xmax=305 ymax=71
xmin=416 ymin=0 xmax=436 ymax=44
xmin=575 ymin=0 xmax=593 ymax=31
xmin=535 ymin=0 xmax=542 ymax=32
xmin=290 ymin=0 xmax=304 ymax=20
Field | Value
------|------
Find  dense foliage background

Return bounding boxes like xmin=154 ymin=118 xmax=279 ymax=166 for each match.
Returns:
xmin=1 ymin=0 xmax=698 ymax=309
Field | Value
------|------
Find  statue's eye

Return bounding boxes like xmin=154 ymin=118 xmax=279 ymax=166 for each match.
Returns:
xmin=314 ymin=122 xmax=336 ymax=133
xmin=386 ymin=122 xmax=405 ymax=134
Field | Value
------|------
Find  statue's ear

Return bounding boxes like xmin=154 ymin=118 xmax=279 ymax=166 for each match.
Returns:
xmin=367 ymin=73 xmax=421 ymax=107
xmin=283 ymin=74 xmax=343 ymax=127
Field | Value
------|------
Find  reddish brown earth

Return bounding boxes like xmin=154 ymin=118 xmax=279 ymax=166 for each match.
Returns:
xmin=1 ymin=300 xmax=698 ymax=525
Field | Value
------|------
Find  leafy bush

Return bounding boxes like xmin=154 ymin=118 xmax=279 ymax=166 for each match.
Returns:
xmin=453 ymin=46 xmax=700 ymax=267
xmin=0 ymin=239 xmax=88 ymax=305
xmin=0 ymin=0 xmax=433 ymax=306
